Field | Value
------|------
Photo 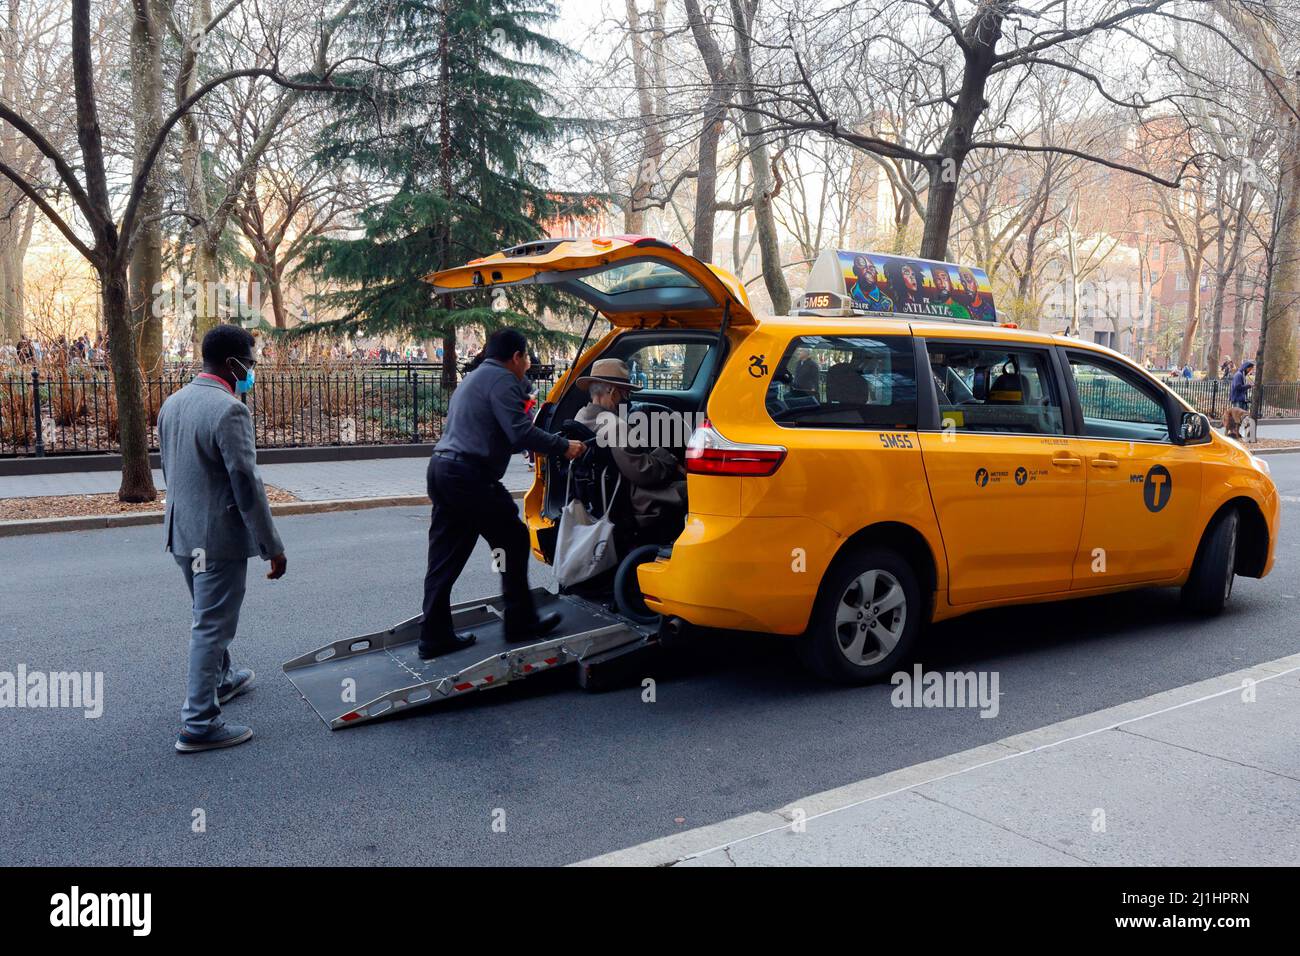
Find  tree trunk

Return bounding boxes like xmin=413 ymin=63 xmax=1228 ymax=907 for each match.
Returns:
xmin=1231 ymin=266 xmax=1248 ymax=359
xmin=1207 ymin=272 xmax=1228 ymax=376
xmin=1178 ymin=256 xmax=1203 ymax=368
xmin=129 ymin=0 xmax=166 ymax=373
xmin=437 ymin=6 xmax=456 ymax=395
xmin=624 ymin=0 xmax=665 ymax=235
xmin=920 ymin=12 xmax=1001 ymax=260
xmin=191 ymin=242 xmax=221 ymax=349
xmin=0 ymin=247 xmax=22 ymax=339
xmin=441 ymin=332 xmax=456 ymax=391
xmin=102 ymin=269 xmax=157 ymax=501
xmin=1264 ymin=132 xmax=1300 ymax=380
xmin=269 ymin=262 xmax=287 ymax=329
xmin=0 ymin=0 xmax=25 ymax=339
xmin=729 ymin=0 xmax=789 ymax=314
xmin=684 ymin=0 xmax=727 ymax=263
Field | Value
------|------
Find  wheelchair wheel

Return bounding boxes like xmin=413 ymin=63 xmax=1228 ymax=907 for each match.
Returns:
xmin=613 ymin=545 xmax=663 ymax=625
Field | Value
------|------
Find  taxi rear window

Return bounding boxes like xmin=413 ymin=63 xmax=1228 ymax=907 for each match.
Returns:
xmin=765 ymin=335 xmax=917 ymax=429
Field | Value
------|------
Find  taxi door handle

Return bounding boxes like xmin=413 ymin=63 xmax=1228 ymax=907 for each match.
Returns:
xmin=1090 ymin=455 xmax=1120 ymax=469
xmin=1051 ymin=454 xmax=1082 ymax=468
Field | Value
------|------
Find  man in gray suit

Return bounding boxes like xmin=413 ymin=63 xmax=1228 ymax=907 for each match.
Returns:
xmin=158 ymin=324 xmax=287 ymax=753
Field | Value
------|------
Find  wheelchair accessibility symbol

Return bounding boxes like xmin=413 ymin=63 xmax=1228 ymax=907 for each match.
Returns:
xmin=748 ymin=354 xmax=769 ymax=378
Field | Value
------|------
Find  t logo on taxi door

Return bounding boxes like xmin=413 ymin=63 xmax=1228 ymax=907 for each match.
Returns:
xmin=1143 ymin=465 xmax=1173 ymax=513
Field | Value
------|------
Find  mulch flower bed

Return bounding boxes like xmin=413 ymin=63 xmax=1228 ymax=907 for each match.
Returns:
xmin=0 ymin=485 xmax=298 ymax=521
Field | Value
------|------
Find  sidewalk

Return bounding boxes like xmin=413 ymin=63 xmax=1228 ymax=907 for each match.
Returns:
xmin=579 ymin=653 xmax=1300 ymax=866
xmin=0 ymin=454 xmax=538 ymax=501
xmin=1256 ymin=422 xmax=1300 ymax=441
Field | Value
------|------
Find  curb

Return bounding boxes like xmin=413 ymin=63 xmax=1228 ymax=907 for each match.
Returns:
xmin=0 ymin=487 xmax=527 ymax=538
xmin=572 ymin=652 xmax=1300 ymax=867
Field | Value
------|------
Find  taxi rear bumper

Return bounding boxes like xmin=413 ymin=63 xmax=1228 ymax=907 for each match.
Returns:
xmin=636 ymin=512 xmax=842 ymax=635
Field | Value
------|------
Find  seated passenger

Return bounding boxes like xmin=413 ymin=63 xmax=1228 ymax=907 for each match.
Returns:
xmin=827 ymin=349 xmax=875 ymax=405
xmin=778 ymin=354 xmax=822 ymax=412
xmin=575 ymin=358 xmax=686 ymax=540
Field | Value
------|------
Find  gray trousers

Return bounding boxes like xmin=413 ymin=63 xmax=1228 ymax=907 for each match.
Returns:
xmin=174 ymin=553 xmax=247 ymax=735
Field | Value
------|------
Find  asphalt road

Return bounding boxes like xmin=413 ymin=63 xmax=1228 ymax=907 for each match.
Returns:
xmin=2 ymin=455 xmax=1297 ymax=866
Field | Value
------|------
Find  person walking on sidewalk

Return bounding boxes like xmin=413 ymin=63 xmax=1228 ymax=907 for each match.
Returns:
xmin=419 ymin=328 xmax=584 ymax=659
xmin=1224 ymin=360 xmax=1255 ymax=439
xmin=158 ymin=324 xmax=287 ymax=753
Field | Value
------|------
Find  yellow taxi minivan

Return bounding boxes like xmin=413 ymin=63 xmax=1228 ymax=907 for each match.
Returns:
xmin=428 ymin=237 xmax=1280 ymax=683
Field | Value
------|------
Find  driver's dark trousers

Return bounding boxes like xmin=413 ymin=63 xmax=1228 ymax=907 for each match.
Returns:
xmin=420 ymin=452 xmax=540 ymax=649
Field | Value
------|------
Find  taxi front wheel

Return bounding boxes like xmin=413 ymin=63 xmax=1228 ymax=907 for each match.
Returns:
xmin=1180 ymin=508 xmax=1239 ymax=616
xmin=801 ymin=546 xmax=921 ymax=684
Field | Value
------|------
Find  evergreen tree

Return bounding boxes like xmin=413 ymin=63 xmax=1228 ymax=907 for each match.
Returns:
xmin=302 ymin=0 xmax=595 ymax=387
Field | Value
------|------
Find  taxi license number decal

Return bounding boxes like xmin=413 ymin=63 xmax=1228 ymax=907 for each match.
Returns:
xmin=879 ymin=432 xmax=914 ymax=449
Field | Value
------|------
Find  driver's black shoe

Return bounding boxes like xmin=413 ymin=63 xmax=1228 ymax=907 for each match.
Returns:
xmin=504 ymin=611 xmax=562 ymax=643
xmin=417 ymin=632 xmax=477 ymax=659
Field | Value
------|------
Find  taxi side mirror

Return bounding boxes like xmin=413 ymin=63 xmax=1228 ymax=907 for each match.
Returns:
xmin=1178 ymin=410 xmax=1211 ymax=445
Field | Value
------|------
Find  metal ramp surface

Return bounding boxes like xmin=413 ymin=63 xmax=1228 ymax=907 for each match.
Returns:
xmin=283 ymin=589 xmax=652 ymax=729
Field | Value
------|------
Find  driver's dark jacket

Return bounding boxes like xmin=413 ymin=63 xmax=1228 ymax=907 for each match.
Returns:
xmin=435 ymin=359 xmax=568 ymax=480
xmin=576 ymin=402 xmax=685 ymax=528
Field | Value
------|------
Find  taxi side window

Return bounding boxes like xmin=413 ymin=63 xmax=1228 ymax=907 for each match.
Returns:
xmin=926 ymin=344 xmax=1065 ymax=435
xmin=624 ymin=341 xmax=710 ymax=390
xmin=765 ymin=335 xmax=917 ymax=428
xmin=1068 ymin=354 xmax=1170 ymax=443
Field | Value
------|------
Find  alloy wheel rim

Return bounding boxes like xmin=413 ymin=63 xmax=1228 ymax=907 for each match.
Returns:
xmin=834 ymin=569 xmax=906 ymax=666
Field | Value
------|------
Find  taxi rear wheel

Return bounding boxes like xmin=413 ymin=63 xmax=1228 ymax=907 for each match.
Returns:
xmin=801 ymin=546 xmax=920 ymax=683
xmin=1180 ymin=508 xmax=1239 ymax=616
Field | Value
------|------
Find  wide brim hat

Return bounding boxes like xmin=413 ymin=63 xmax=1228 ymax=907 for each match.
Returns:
xmin=575 ymin=357 xmax=642 ymax=391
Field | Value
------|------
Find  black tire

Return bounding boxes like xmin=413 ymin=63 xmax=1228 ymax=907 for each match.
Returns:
xmin=799 ymin=545 xmax=921 ymax=684
xmin=613 ymin=544 xmax=662 ymax=625
xmin=1181 ymin=508 xmax=1239 ymax=616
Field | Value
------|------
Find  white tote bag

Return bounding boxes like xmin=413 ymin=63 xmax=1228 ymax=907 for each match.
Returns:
xmin=554 ymin=466 xmax=621 ymax=587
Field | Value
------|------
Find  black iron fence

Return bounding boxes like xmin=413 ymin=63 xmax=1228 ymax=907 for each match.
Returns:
xmin=0 ymin=365 xmax=561 ymax=458
xmin=1071 ymin=376 xmax=1300 ymax=424
xmin=1165 ymin=378 xmax=1300 ymax=420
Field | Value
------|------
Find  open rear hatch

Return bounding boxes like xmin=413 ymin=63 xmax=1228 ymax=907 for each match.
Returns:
xmin=423 ymin=235 xmax=754 ymax=329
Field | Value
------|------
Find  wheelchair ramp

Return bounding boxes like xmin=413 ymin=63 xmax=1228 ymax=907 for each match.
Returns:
xmin=283 ymin=589 xmax=652 ymax=730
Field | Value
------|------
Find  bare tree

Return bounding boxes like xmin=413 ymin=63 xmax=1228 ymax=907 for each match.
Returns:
xmin=740 ymin=0 xmax=1216 ymax=260
xmin=1215 ymin=0 xmax=1300 ymax=381
xmin=0 ymin=0 xmax=73 ymax=341
xmin=624 ymin=0 xmax=668 ymax=234
xmin=0 ymin=0 xmax=339 ymax=499
xmin=728 ymin=0 xmax=789 ymax=313
xmin=177 ymin=0 xmax=357 ymax=350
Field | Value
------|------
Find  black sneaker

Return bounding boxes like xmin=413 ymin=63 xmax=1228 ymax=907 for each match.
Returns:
xmin=504 ymin=611 xmax=563 ymax=643
xmin=175 ymin=724 xmax=253 ymax=754
xmin=417 ymin=632 xmax=477 ymax=660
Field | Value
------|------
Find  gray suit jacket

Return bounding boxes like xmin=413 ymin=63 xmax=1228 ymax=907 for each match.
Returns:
xmin=158 ymin=377 xmax=284 ymax=561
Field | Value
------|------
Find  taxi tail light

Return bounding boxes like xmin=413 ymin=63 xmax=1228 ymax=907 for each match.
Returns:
xmin=685 ymin=420 xmax=786 ymax=477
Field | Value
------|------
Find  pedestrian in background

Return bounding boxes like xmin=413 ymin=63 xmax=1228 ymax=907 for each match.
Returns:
xmin=158 ymin=324 xmax=287 ymax=753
